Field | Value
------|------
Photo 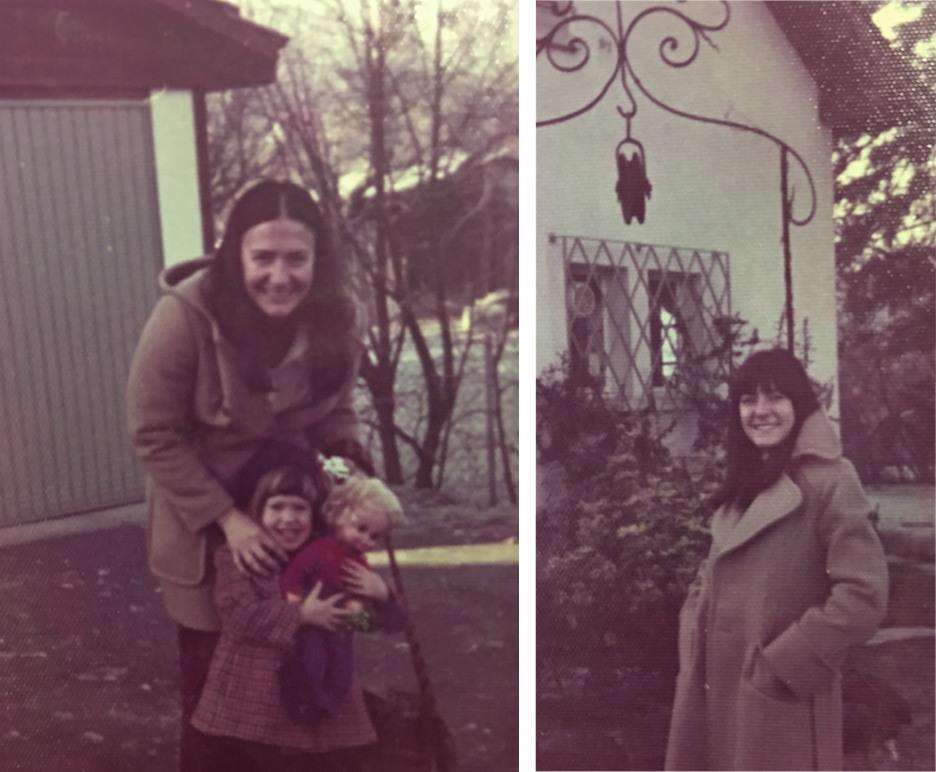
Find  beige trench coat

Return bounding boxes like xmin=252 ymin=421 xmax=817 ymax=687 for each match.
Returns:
xmin=664 ymin=410 xmax=889 ymax=771
xmin=127 ymin=259 xmax=363 ymax=630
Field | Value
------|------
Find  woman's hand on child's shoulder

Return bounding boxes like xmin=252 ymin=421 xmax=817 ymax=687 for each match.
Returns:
xmin=299 ymin=582 xmax=352 ymax=631
xmin=342 ymin=562 xmax=390 ymax=602
xmin=217 ymin=507 xmax=288 ymax=577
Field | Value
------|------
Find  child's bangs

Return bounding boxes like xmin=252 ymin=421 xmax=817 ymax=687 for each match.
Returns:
xmin=254 ymin=466 xmax=319 ymax=514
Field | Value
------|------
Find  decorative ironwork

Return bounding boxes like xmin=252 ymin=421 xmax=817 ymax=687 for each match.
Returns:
xmin=537 ymin=1 xmax=817 ymax=351
xmin=615 ymin=119 xmax=652 ymax=224
xmin=551 ymin=232 xmax=731 ymax=412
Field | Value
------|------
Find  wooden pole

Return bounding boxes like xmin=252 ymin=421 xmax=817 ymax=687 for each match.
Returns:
xmin=485 ymin=331 xmax=497 ymax=506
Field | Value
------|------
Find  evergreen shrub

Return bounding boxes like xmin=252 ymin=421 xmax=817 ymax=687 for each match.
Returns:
xmin=536 ymin=360 xmax=723 ymax=675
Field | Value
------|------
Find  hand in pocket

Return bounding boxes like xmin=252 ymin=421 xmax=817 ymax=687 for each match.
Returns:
xmin=751 ymin=649 xmax=797 ymax=701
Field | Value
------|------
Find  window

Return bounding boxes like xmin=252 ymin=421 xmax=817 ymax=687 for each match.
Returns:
xmin=554 ymin=234 xmax=730 ymax=411
xmin=567 ymin=267 xmax=606 ymax=387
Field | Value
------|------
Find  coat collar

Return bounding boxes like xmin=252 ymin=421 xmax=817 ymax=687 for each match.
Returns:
xmin=790 ymin=408 xmax=841 ymax=463
xmin=714 ymin=410 xmax=841 ymax=557
xmin=159 ymin=258 xmax=243 ymax=351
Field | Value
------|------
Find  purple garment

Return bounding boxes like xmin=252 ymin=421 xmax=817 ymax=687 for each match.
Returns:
xmin=278 ymin=541 xmax=407 ymax=726
xmin=280 ymin=626 xmax=356 ymax=725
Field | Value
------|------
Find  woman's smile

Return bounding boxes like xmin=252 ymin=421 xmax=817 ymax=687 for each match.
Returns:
xmin=241 ymin=219 xmax=316 ymax=318
xmin=739 ymin=388 xmax=795 ymax=450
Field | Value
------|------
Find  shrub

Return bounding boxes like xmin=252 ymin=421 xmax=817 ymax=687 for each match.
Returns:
xmin=536 ymin=318 xmax=842 ymax=674
xmin=537 ymin=362 xmax=723 ymax=675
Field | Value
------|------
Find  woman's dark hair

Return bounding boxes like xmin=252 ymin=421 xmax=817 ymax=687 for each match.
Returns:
xmin=711 ymin=348 xmax=820 ymax=511
xmin=209 ymin=180 xmax=356 ymax=395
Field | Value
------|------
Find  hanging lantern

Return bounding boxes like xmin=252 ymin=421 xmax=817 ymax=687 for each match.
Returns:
xmin=615 ymin=136 xmax=652 ymax=225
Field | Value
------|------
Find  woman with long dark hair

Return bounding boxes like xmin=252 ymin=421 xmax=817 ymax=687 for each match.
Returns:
xmin=128 ymin=181 xmax=375 ymax=771
xmin=665 ymin=348 xmax=889 ymax=771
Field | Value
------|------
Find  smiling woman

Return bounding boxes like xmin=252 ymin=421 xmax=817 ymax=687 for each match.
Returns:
xmin=739 ymin=388 xmax=796 ymax=454
xmin=127 ymin=179 xmax=377 ymax=771
xmin=241 ymin=219 xmax=317 ymax=318
xmin=665 ymin=349 xmax=889 ymax=770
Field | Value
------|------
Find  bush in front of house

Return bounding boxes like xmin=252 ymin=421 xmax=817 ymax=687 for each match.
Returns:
xmin=536 ymin=361 xmax=723 ymax=675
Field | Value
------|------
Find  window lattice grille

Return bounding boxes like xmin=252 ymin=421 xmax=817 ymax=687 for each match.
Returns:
xmin=555 ymin=234 xmax=731 ymax=411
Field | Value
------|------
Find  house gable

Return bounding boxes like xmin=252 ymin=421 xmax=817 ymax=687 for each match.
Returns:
xmin=536 ymin=1 xmax=839 ymax=443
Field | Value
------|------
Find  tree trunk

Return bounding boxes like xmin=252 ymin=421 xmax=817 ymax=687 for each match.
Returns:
xmin=359 ymin=356 xmax=403 ymax=483
xmin=360 ymin=2 xmax=405 ymax=484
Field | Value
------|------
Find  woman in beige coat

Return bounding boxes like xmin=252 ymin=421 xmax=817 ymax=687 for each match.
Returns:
xmin=127 ymin=181 xmax=373 ymax=771
xmin=664 ymin=348 xmax=889 ymax=771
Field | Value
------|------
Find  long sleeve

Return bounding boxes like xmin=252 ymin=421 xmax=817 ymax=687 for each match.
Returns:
xmin=213 ymin=546 xmax=302 ymax=651
xmin=762 ymin=459 xmax=889 ymax=699
xmin=127 ymin=295 xmax=235 ymax=532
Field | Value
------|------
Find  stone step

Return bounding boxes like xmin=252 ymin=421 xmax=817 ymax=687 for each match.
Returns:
xmin=884 ymin=558 xmax=934 ymax=628
xmin=866 ymin=627 xmax=935 ymax=646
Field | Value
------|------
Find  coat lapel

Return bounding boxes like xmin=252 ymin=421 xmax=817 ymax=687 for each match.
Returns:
xmin=716 ymin=474 xmax=803 ymax=557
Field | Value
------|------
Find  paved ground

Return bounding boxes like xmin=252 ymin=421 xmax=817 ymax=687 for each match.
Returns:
xmin=0 ymin=507 xmax=519 ymax=772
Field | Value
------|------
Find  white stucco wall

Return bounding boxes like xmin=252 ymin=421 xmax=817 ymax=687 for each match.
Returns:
xmin=149 ymin=89 xmax=204 ymax=268
xmin=537 ymin=1 xmax=837 ymax=414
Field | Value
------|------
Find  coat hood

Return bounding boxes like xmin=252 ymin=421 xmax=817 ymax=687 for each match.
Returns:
xmin=158 ymin=256 xmax=217 ymax=319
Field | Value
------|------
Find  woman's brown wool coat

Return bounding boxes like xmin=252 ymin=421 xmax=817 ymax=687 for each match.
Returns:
xmin=127 ymin=259 xmax=362 ymax=631
xmin=664 ymin=410 xmax=889 ymax=771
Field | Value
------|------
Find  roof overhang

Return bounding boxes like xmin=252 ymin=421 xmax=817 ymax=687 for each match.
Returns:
xmin=0 ymin=0 xmax=288 ymax=91
xmin=766 ymin=1 xmax=936 ymax=139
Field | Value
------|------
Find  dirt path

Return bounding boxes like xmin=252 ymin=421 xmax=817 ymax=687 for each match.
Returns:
xmin=0 ymin=522 xmax=518 ymax=771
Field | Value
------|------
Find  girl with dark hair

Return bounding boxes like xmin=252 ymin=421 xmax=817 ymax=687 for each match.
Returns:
xmin=665 ymin=348 xmax=889 ymax=771
xmin=192 ymin=465 xmax=403 ymax=771
xmin=127 ymin=180 xmax=375 ymax=772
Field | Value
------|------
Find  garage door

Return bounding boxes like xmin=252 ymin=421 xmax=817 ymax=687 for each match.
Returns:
xmin=0 ymin=98 xmax=162 ymax=525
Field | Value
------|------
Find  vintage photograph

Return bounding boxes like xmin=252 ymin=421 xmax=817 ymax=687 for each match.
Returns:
xmin=0 ymin=1 xmax=518 ymax=770
xmin=535 ymin=1 xmax=934 ymax=770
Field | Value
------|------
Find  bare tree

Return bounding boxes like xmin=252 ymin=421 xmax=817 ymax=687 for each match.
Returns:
xmin=205 ymin=87 xmax=280 ymax=227
xmin=208 ymin=0 xmax=518 ymax=488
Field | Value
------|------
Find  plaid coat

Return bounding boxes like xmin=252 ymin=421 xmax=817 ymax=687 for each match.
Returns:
xmin=191 ymin=546 xmax=377 ymax=751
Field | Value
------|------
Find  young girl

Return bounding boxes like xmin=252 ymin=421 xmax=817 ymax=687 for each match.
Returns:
xmin=191 ymin=465 xmax=401 ymax=771
xmin=664 ymin=349 xmax=888 ymax=771
xmin=278 ymin=472 xmax=407 ymax=725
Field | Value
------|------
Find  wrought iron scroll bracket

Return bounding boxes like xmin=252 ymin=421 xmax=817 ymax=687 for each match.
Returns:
xmin=536 ymin=0 xmax=818 ymax=351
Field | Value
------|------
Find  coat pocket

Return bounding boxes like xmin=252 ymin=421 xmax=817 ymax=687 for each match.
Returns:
xmin=734 ymin=677 xmax=815 ymax=771
xmin=146 ymin=492 xmax=207 ymax=587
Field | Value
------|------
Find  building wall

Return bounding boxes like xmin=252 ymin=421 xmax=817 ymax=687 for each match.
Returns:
xmin=537 ymin=1 xmax=837 ymax=419
xmin=150 ymin=89 xmax=205 ymax=267
xmin=0 ymin=98 xmax=164 ymax=524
